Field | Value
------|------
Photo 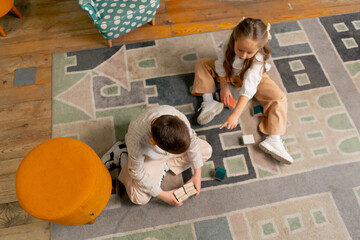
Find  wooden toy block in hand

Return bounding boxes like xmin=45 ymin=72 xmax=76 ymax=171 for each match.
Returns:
xmin=214 ymin=93 xmax=236 ymax=110
xmin=227 ymin=97 xmax=237 ymax=110
xmin=173 ymin=187 xmax=188 ymax=202
xmin=174 ymin=182 xmax=197 ymax=202
xmin=183 ymin=182 xmax=197 ymax=197
xmin=240 ymin=134 xmax=255 ymax=145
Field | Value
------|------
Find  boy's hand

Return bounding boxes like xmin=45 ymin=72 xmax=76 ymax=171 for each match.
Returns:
xmin=157 ymin=190 xmax=183 ymax=206
xmin=187 ymin=168 xmax=202 ymax=197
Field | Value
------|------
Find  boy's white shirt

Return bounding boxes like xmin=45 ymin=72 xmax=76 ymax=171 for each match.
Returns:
xmin=125 ymin=105 xmax=203 ymax=198
xmin=214 ymin=32 xmax=271 ymax=99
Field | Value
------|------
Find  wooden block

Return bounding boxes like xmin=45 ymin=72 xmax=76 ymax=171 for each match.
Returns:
xmin=214 ymin=93 xmax=237 ymax=110
xmin=174 ymin=187 xmax=185 ymax=198
xmin=183 ymin=182 xmax=197 ymax=197
xmin=252 ymin=105 xmax=264 ymax=117
xmin=177 ymin=194 xmax=188 ymax=202
xmin=214 ymin=167 xmax=226 ymax=181
xmin=186 ymin=188 xmax=197 ymax=197
xmin=241 ymin=134 xmax=255 ymax=145
xmin=227 ymin=97 xmax=237 ymax=110
xmin=174 ymin=187 xmax=188 ymax=202
xmin=174 ymin=182 xmax=198 ymax=202
xmin=184 ymin=183 xmax=195 ymax=191
xmin=183 ymin=182 xmax=193 ymax=190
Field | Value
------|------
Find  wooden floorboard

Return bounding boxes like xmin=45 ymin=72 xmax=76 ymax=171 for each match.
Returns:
xmin=0 ymin=0 xmax=359 ymax=238
xmin=0 ymin=221 xmax=50 ymax=240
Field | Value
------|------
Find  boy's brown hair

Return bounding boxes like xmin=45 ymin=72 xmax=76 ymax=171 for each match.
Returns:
xmin=151 ymin=115 xmax=191 ymax=154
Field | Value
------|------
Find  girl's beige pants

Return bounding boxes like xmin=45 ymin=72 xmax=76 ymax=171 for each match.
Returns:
xmin=192 ymin=58 xmax=288 ymax=135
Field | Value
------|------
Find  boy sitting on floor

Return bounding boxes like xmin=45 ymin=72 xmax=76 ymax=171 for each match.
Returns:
xmin=101 ymin=105 xmax=212 ymax=206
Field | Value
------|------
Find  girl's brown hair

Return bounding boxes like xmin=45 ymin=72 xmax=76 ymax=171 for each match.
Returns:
xmin=223 ymin=18 xmax=271 ymax=88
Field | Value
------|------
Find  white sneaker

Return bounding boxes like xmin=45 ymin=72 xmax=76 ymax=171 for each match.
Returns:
xmin=259 ymin=137 xmax=293 ymax=164
xmin=197 ymin=101 xmax=224 ymax=125
xmin=101 ymin=141 xmax=128 ymax=170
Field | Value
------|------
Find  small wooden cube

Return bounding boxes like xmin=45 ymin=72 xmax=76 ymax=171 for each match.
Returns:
xmin=214 ymin=167 xmax=226 ymax=181
xmin=183 ymin=182 xmax=197 ymax=197
xmin=177 ymin=194 xmax=188 ymax=202
xmin=252 ymin=105 xmax=264 ymax=117
xmin=241 ymin=134 xmax=255 ymax=145
xmin=174 ymin=187 xmax=188 ymax=202
xmin=227 ymin=97 xmax=237 ymax=110
xmin=214 ymin=93 xmax=236 ymax=110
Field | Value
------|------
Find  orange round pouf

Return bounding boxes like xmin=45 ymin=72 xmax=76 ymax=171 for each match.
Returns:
xmin=15 ymin=137 xmax=112 ymax=226
xmin=0 ymin=0 xmax=14 ymax=17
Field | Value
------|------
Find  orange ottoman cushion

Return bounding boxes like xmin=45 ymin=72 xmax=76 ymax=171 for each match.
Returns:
xmin=15 ymin=137 xmax=112 ymax=226
xmin=0 ymin=0 xmax=14 ymax=17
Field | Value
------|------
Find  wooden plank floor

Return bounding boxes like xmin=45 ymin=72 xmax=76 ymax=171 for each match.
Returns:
xmin=0 ymin=0 xmax=359 ymax=239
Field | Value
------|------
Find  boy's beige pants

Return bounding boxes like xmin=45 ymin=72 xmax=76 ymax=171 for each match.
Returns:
xmin=192 ymin=58 xmax=288 ymax=135
xmin=118 ymin=138 xmax=212 ymax=205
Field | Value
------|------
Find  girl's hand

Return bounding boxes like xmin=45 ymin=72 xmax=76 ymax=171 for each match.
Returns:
xmin=220 ymin=86 xmax=232 ymax=106
xmin=220 ymin=96 xmax=249 ymax=130
xmin=220 ymin=112 xmax=240 ymax=130
xmin=157 ymin=190 xmax=183 ymax=206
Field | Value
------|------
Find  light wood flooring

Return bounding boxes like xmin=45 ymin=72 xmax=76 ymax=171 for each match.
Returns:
xmin=0 ymin=0 xmax=359 ymax=239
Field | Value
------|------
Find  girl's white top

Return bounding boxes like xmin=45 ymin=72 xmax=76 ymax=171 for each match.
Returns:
xmin=214 ymin=32 xmax=272 ymax=99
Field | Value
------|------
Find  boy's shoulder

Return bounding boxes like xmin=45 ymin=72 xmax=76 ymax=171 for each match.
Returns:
xmin=136 ymin=105 xmax=177 ymax=118
xmin=147 ymin=104 xmax=177 ymax=112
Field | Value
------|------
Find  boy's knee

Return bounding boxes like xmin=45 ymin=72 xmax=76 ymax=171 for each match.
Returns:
xmin=200 ymin=140 xmax=213 ymax=161
xmin=119 ymin=172 xmax=152 ymax=205
xmin=127 ymin=187 xmax=152 ymax=205
xmin=205 ymin=144 xmax=213 ymax=160
xmin=130 ymin=195 xmax=151 ymax=205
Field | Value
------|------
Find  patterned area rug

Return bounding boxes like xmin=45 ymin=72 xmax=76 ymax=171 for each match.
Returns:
xmin=51 ymin=12 xmax=360 ymax=240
